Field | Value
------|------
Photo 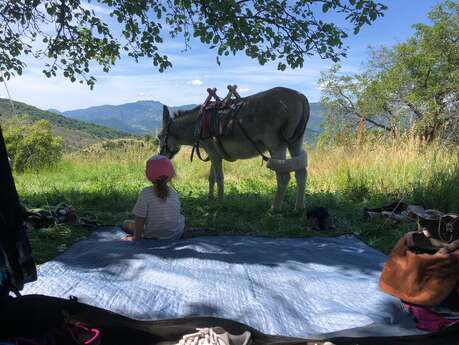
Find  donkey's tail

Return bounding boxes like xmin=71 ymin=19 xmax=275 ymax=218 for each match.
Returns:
xmin=268 ymin=95 xmax=309 ymax=172
xmin=281 ymin=94 xmax=309 ymax=145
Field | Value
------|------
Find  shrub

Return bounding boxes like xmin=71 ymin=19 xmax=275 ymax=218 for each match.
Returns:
xmin=3 ymin=119 xmax=63 ymax=171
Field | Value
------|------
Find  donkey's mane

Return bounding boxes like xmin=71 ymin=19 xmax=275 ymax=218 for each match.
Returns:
xmin=173 ymin=105 xmax=201 ymax=119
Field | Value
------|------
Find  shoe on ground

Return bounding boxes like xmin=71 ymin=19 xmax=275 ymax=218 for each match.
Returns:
xmin=175 ymin=327 xmax=251 ymax=345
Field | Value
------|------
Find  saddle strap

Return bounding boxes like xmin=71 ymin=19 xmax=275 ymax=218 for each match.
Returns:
xmin=213 ymin=137 xmax=232 ymax=161
xmin=236 ymin=120 xmax=269 ymax=162
xmin=190 ymin=141 xmax=210 ymax=163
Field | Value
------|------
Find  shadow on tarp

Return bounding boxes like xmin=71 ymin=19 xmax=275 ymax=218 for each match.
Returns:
xmin=24 ymin=228 xmax=423 ymax=337
xmin=51 ymin=227 xmax=386 ymax=276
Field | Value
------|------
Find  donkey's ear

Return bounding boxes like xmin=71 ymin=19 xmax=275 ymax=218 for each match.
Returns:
xmin=162 ymin=105 xmax=171 ymax=128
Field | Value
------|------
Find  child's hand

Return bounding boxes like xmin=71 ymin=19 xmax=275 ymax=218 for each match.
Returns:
xmin=121 ymin=235 xmax=135 ymax=241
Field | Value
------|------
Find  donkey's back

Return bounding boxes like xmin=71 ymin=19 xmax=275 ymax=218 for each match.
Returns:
xmin=237 ymin=87 xmax=309 ymax=147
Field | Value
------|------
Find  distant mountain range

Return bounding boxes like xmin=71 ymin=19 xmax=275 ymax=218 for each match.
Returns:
xmin=58 ymin=99 xmax=326 ymax=140
xmin=0 ymin=99 xmax=130 ymax=151
xmin=59 ymin=101 xmax=197 ymax=135
xmin=0 ymin=96 xmax=325 ymax=151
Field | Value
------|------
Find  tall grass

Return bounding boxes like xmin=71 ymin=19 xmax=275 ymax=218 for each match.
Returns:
xmin=310 ymin=139 xmax=459 ymax=211
xmin=15 ymin=138 xmax=459 ymax=262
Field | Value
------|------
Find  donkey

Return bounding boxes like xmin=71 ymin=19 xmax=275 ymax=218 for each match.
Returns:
xmin=158 ymin=87 xmax=309 ymax=210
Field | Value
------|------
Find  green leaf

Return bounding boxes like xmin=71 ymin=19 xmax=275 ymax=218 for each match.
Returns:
xmin=0 ymin=0 xmax=388 ymax=88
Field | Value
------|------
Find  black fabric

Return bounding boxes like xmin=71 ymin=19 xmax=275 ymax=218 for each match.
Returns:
xmin=406 ymin=232 xmax=439 ymax=254
xmin=1 ymin=295 xmax=459 ymax=345
xmin=23 ymin=203 xmax=77 ymax=230
xmin=0 ymin=126 xmax=36 ymax=294
xmin=443 ymin=290 xmax=459 ymax=311
xmin=364 ymin=202 xmax=409 ymax=214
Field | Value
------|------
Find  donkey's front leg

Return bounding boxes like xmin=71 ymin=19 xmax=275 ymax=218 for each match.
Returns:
xmin=208 ymin=163 xmax=216 ymax=200
xmin=213 ymin=158 xmax=224 ymax=201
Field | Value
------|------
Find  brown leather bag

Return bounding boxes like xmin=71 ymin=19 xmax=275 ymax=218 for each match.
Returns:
xmin=380 ymin=232 xmax=459 ymax=306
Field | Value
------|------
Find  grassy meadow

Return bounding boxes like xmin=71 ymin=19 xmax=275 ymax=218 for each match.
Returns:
xmin=14 ymin=138 xmax=459 ymax=264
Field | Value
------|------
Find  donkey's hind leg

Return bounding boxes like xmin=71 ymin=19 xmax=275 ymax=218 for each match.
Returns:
xmin=288 ymin=142 xmax=307 ymax=210
xmin=271 ymin=148 xmax=290 ymax=210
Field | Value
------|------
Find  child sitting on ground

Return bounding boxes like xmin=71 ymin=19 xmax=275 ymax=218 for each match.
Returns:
xmin=121 ymin=155 xmax=185 ymax=241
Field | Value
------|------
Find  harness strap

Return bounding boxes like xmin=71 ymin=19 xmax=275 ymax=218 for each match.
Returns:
xmin=236 ymin=120 xmax=270 ymax=162
xmin=190 ymin=141 xmax=210 ymax=162
xmin=191 ymin=98 xmax=269 ymax=163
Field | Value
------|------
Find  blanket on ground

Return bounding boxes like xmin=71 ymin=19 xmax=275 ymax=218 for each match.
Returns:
xmin=379 ymin=232 xmax=459 ymax=306
xmin=22 ymin=228 xmax=422 ymax=338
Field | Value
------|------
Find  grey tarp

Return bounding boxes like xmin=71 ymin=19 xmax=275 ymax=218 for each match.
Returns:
xmin=22 ymin=228 xmax=423 ymax=338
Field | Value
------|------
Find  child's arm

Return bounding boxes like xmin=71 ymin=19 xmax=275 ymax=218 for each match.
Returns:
xmin=132 ymin=216 xmax=145 ymax=240
xmin=122 ymin=188 xmax=148 ymax=241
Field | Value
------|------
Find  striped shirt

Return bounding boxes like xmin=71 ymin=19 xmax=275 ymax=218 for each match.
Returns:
xmin=132 ymin=186 xmax=185 ymax=240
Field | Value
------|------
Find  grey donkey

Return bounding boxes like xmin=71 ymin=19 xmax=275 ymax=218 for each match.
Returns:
xmin=158 ymin=87 xmax=309 ymax=210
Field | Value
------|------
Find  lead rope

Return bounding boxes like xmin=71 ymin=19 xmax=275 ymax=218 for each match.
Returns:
xmin=190 ymin=141 xmax=210 ymax=162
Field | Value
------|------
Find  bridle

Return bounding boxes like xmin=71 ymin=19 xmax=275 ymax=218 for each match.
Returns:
xmin=159 ymin=121 xmax=179 ymax=157
xmin=159 ymin=122 xmax=172 ymax=156
xmin=159 ymin=121 xmax=171 ymax=155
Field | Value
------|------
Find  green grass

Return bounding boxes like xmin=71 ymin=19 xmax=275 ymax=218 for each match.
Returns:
xmin=14 ymin=140 xmax=459 ymax=264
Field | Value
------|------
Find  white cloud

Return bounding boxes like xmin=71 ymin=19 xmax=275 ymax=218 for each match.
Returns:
xmin=1 ymin=60 xmax=333 ymax=111
xmin=188 ymin=79 xmax=204 ymax=86
xmin=2 ymin=43 xmax=361 ymax=111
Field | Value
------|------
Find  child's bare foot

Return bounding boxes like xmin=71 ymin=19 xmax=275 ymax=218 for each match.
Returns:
xmin=121 ymin=235 xmax=134 ymax=241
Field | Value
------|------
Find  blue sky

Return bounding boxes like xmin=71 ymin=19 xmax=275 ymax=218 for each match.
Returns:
xmin=2 ymin=0 xmax=443 ymax=111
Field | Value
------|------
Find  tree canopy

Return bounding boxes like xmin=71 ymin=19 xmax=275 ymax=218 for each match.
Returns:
xmin=0 ymin=0 xmax=386 ymax=88
xmin=319 ymin=0 xmax=459 ymax=143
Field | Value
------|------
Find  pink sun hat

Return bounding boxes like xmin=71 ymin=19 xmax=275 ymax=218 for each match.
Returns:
xmin=145 ymin=155 xmax=175 ymax=183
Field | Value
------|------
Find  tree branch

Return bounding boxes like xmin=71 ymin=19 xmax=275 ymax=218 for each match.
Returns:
xmin=355 ymin=113 xmax=392 ymax=131
xmin=404 ymin=99 xmax=423 ymax=119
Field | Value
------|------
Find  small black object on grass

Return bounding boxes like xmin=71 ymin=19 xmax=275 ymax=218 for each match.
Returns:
xmin=305 ymin=207 xmax=336 ymax=231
